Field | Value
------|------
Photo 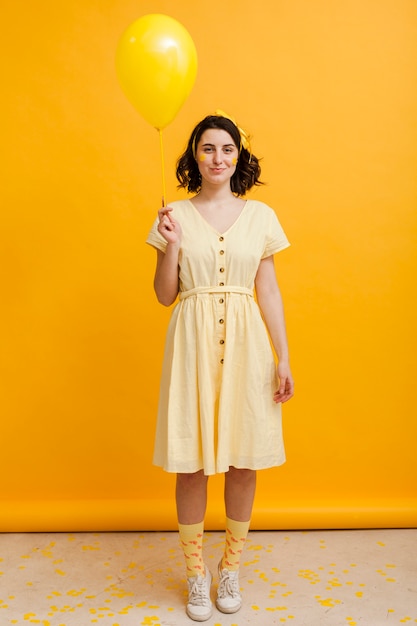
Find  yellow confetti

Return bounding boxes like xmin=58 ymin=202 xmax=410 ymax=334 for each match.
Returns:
xmin=42 ymin=550 xmax=53 ymax=558
xmin=315 ymin=596 xmax=341 ymax=607
xmin=66 ymin=589 xmax=86 ymax=597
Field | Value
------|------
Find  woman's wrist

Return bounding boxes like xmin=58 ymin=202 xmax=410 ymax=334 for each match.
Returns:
xmin=166 ymin=239 xmax=181 ymax=251
xmin=277 ymin=353 xmax=290 ymax=365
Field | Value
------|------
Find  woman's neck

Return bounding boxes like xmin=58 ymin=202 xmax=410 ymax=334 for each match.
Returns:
xmin=193 ymin=183 xmax=242 ymax=208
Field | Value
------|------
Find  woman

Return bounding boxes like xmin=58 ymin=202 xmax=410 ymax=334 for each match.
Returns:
xmin=146 ymin=111 xmax=294 ymax=621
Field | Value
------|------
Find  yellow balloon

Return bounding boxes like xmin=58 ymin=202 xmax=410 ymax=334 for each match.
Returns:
xmin=116 ymin=14 xmax=198 ymax=130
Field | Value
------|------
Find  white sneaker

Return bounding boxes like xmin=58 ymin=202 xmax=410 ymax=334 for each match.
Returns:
xmin=186 ymin=567 xmax=213 ymax=622
xmin=216 ymin=561 xmax=242 ymax=614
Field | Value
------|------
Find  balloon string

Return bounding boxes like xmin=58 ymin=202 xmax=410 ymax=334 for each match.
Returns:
xmin=158 ymin=129 xmax=166 ymax=207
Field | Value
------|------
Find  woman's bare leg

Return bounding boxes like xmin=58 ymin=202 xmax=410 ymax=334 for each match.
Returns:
xmin=224 ymin=467 xmax=256 ymax=521
xmin=176 ymin=470 xmax=208 ymax=524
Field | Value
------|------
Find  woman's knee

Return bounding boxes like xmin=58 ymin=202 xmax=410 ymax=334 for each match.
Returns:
xmin=226 ymin=466 xmax=256 ymax=485
xmin=176 ymin=470 xmax=208 ymax=488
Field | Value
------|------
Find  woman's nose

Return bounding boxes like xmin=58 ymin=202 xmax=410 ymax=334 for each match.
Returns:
xmin=213 ymin=149 xmax=223 ymax=163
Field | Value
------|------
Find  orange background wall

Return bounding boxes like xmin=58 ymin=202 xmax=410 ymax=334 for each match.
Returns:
xmin=1 ymin=0 xmax=416 ymax=531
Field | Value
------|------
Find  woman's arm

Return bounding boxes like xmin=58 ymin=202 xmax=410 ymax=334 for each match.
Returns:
xmin=153 ymin=207 xmax=182 ymax=306
xmin=255 ymin=255 xmax=294 ymax=403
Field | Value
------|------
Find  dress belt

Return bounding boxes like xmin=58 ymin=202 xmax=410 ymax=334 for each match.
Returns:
xmin=179 ymin=285 xmax=253 ymax=300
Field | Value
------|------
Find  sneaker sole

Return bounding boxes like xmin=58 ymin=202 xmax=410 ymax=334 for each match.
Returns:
xmin=186 ymin=607 xmax=213 ymax=621
xmin=215 ymin=600 xmax=242 ymax=614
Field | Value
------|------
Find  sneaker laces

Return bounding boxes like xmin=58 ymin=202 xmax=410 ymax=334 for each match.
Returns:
xmin=218 ymin=569 xmax=240 ymax=598
xmin=188 ymin=576 xmax=211 ymax=606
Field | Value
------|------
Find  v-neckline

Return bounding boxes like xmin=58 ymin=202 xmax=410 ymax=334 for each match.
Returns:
xmin=187 ymin=199 xmax=249 ymax=236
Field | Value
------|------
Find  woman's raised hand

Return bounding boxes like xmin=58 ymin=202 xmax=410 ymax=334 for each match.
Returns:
xmin=158 ymin=207 xmax=182 ymax=246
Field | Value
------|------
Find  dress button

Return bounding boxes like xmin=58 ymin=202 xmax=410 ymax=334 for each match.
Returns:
xmin=219 ymin=267 xmax=225 ymax=273
xmin=219 ymin=236 xmax=224 ymax=242
xmin=219 ymin=250 xmax=224 ymax=255
xmin=219 ymin=298 xmax=224 ymax=304
xmin=219 ymin=319 xmax=224 ymax=324
xmin=220 ymin=359 xmax=224 ymax=364
xmin=219 ymin=282 xmax=224 ymax=286
xmin=219 ymin=339 xmax=224 ymax=344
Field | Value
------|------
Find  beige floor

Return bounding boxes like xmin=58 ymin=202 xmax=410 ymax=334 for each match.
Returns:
xmin=0 ymin=529 xmax=416 ymax=625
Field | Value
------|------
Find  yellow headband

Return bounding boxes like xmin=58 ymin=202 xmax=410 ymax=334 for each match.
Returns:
xmin=214 ymin=109 xmax=251 ymax=154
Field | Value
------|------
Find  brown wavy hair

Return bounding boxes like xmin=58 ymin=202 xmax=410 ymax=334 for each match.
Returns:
xmin=176 ymin=115 xmax=264 ymax=196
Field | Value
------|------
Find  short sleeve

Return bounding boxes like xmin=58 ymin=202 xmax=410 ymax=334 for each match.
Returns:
xmin=146 ymin=216 xmax=168 ymax=253
xmin=262 ymin=208 xmax=290 ymax=259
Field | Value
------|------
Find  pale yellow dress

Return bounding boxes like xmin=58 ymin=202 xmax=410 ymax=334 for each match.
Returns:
xmin=146 ymin=199 xmax=290 ymax=475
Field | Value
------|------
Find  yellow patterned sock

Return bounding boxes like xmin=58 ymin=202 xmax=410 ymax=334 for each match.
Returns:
xmin=178 ymin=521 xmax=205 ymax=578
xmin=221 ymin=517 xmax=250 ymax=571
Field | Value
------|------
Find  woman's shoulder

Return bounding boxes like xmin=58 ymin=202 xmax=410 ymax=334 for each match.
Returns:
xmin=246 ymin=198 xmax=276 ymax=216
xmin=247 ymin=198 xmax=272 ymax=208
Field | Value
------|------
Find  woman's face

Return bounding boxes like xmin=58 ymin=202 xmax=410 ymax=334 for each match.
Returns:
xmin=195 ymin=128 xmax=239 ymax=188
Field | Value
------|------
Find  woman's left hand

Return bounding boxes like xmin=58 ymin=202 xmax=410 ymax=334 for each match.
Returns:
xmin=273 ymin=362 xmax=294 ymax=404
